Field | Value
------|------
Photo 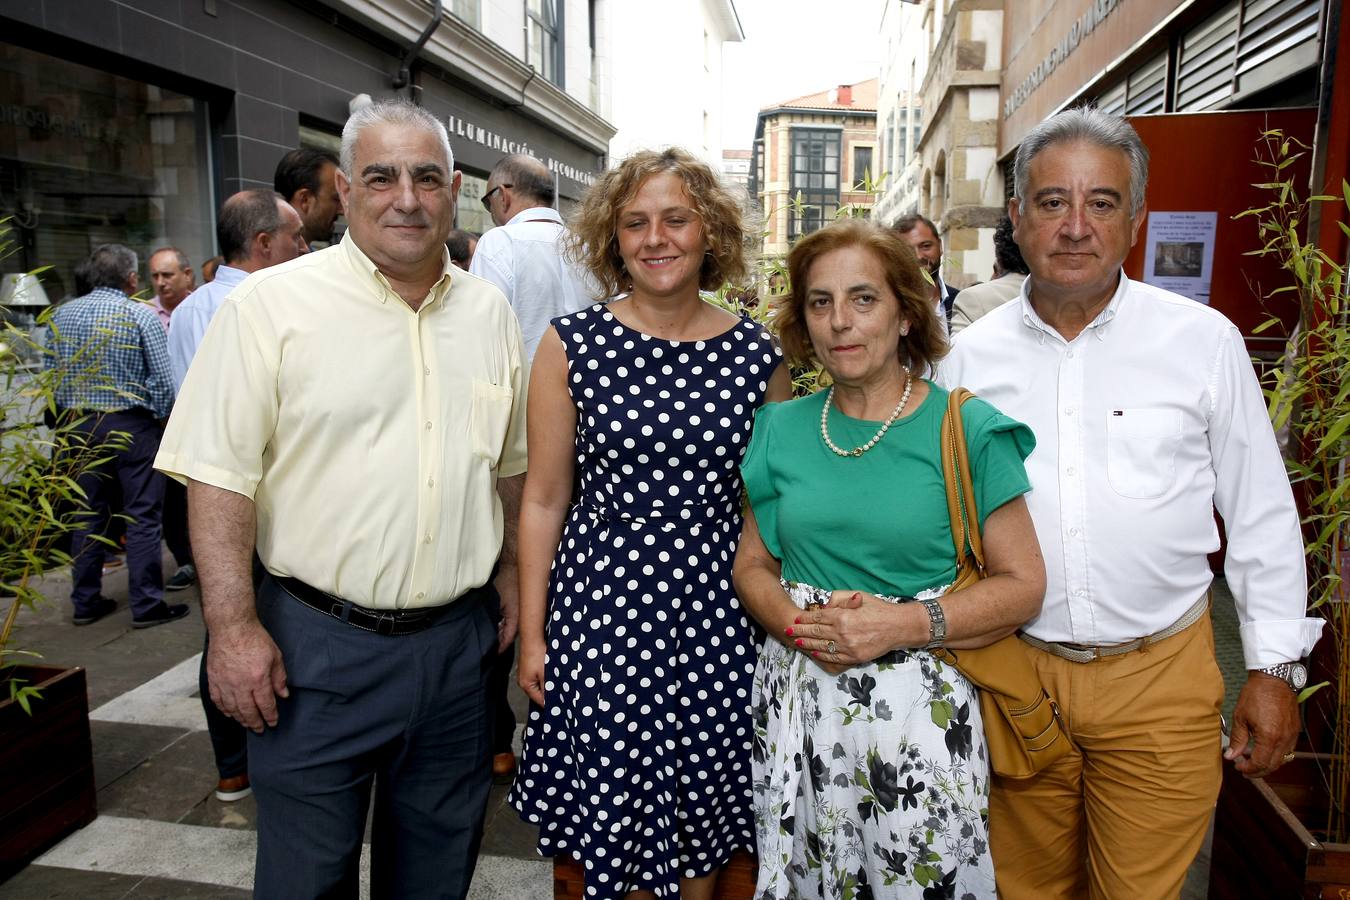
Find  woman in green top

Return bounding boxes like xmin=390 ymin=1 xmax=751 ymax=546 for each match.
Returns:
xmin=733 ymin=220 xmax=1046 ymax=899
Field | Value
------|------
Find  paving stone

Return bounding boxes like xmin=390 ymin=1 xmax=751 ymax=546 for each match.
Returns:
xmin=91 ymin=720 xmax=192 ymax=791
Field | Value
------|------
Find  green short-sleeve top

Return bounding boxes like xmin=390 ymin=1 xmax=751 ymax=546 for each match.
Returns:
xmin=740 ymin=382 xmax=1035 ymax=597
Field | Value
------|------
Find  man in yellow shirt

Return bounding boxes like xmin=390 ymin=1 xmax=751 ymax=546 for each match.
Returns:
xmin=156 ymin=100 xmax=527 ymax=899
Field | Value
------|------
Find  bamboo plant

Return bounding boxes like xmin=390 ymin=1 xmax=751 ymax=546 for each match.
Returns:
xmin=0 ymin=219 xmax=129 ymax=712
xmin=1238 ymin=131 xmax=1350 ymax=840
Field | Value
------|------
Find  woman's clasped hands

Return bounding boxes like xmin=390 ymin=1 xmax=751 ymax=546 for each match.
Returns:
xmin=786 ymin=589 xmax=920 ymax=674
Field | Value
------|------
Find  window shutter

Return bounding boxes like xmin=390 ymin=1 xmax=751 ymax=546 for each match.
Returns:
xmin=1176 ymin=1 xmax=1240 ymax=111
xmin=1234 ymin=0 xmax=1321 ymax=99
xmin=1125 ymin=52 xmax=1167 ymax=114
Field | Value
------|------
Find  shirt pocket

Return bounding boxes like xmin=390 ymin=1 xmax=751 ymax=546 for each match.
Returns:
xmin=469 ymin=379 xmax=514 ymax=466
xmin=1105 ymin=407 xmax=1181 ymax=499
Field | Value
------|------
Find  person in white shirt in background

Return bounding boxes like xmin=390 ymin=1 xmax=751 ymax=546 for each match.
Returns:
xmin=940 ymin=106 xmax=1323 ymax=900
xmin=471 ymin=153 xmax=595 ymax=360
xmin=469 ymin=152 xmax=595 ymax=779
xmin=162 ymin=188 xmax=307 ymax=806
xmin=168 ymin=190 xmax=308 ymax=390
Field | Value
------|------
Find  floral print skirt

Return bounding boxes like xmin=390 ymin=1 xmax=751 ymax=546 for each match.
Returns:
xmin=751 ymin=581 xmax=995 ymax=900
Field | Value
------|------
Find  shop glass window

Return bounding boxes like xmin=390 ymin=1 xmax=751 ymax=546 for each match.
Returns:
xmin=0 ymin=45 xmax=213 ymax=309
xmin=456 ymin=171 xmax=492 ymax=236
xmin=788 ymin=127 xmax=841 ymax=240
xmin=527 ymin=0 xmax=563 ymax=86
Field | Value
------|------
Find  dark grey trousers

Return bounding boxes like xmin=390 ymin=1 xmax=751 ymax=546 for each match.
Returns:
xmin=248 ymin=574 xmax=498 ymax=900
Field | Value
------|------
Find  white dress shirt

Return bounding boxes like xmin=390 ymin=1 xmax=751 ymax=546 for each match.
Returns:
xmin=469 ymin=206 xmax=597 ymax=360
xmin=167 ymin=264 xmax=249 ymax=391
xmin=939 ymin=272 xmax=1322 ymax=669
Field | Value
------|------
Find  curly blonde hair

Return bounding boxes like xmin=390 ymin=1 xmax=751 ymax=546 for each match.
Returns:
xmin=567 ymin=147 xmax=755 ymax=297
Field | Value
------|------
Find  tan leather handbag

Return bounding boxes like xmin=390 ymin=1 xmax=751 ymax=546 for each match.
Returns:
xmin=929 ymin=387 xmax=1073 ymax=779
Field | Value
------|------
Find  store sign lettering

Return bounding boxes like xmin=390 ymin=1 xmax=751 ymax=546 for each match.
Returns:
xmin=444 ymin=114 xmax=597 ymax=187
xmin=1003 ymin=0 xmax=1124 ymax=119
xmin=0 ymin=104 xmax=117 ymax=143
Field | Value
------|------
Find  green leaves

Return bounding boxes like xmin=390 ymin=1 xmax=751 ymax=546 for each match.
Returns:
xmin=0 ymin=217 xmax=135 ymax=699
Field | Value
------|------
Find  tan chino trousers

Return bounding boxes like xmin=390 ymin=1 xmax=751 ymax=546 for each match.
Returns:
xmin=989 ymin=614 xmax=1225 ymax=900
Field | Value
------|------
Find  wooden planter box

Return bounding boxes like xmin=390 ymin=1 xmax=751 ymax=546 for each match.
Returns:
xmin=555 ymin=849 xmax=758 ymax=899
xmin=0 ymin=665 xmax=97 ymax=872
xmin=1210 ymin=752 xmax=1350 ymax=898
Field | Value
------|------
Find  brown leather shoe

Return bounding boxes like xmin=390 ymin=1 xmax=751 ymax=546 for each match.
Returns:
xmin=492 ymin=751 xmax=516 ymax=778
xmin=215 ymin=774 xmax=252 ymax=802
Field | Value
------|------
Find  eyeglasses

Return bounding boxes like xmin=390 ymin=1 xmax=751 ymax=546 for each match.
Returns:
xmin=480 ymin=184 xmax=512 ymax=211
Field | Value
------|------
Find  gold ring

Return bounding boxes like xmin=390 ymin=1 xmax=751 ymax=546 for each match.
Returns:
xmin=826 ymin=640 xmax=838 ymax=655
xmin=1282 ymin=752 xmax=1296 ymax=763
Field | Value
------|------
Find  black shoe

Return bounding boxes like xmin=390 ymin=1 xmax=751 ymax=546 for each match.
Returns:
xmin=132 ymin=603 xmax=191 ymax=629
xmin=73 ymin=596 xmax=117 ymax=626
xmin=165 ymin=564 xmax=197 ymax=592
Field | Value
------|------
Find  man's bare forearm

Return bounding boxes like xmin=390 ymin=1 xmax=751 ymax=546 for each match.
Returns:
xmin=496 ymin=474 xmax=524 ymax=568
xmin=187 ymin=479 xmax=259 ymax=632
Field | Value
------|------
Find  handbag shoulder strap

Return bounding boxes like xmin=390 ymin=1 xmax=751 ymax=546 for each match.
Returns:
xmin=940 ymin=387 xmax=985 ymax=575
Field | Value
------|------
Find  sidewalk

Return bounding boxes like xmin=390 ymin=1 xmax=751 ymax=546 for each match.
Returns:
xmin=0 ymin=553 xmax=1238 ymax=897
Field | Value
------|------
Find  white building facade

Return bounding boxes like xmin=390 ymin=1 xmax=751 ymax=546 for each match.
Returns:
xmin=606 ymin=0 xmax=743 ymax=165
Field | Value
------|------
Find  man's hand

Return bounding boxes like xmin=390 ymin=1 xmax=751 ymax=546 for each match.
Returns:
xmin=1224 ymin=671 xmax=1300 ymax=778
xmin=207 ymin=620 xmax=289 ymax=733
xmin=494 ymin=564 xmax=520 ymax=652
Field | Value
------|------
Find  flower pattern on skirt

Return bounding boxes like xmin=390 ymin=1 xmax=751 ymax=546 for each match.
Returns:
xmin=752 ymin=581 xmax=995 ymax=900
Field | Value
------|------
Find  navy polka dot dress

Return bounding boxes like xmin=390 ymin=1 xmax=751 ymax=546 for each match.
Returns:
xmin=509 ymin=303 xmax=782 ymax=899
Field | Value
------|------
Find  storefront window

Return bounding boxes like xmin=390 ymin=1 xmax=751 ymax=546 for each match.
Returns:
xmin=0 ymin=44 xmax=213 ymax=304
xmin=456 ymin=171 xmax=492 ymax=236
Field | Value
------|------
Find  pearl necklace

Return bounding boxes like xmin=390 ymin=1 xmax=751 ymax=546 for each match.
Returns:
xmin=820 ymin=367 xmax=913 ymax=458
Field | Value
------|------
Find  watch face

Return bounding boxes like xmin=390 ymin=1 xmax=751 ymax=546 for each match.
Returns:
xmin=1291 ymin=664 xmax=1308 ymax=690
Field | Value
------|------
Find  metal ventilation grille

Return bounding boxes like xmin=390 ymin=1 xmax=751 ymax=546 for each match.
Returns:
xmin=1126 ymin=52 xmax=1167 ymax=114
xmin=1176 ymin=1 xmax=1240 ymax=111
xmin=1097 ymin=80 xmax=1127 ymax=116
xmin=1235 ymin=0 xmax=1320 ymax=86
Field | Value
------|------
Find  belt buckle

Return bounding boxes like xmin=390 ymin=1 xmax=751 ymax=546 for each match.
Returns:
xmin=375 ymin=614 xmax=397 ymax=637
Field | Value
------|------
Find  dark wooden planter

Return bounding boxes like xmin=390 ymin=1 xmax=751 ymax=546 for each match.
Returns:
xmin=0 ymin=665 xmax=97 ymax=872
xmin=555 ymin=849 xmax=758 ymax=899
xmin=1210 ymin=752 xmax=1350 ymax=898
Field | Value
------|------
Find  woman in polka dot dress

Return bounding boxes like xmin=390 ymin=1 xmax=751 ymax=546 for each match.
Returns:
xmin=508 ymin=148 xmax=790 ymax=900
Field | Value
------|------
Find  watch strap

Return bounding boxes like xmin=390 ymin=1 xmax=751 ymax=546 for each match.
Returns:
xmin=920 ymin=597 xmax=947 ymax=649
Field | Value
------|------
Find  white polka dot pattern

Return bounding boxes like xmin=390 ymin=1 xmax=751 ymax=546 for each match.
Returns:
xmin=508 ymin=304 xmax=782 ymax=899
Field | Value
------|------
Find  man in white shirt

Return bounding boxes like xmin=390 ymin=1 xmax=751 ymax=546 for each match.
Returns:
xmin=940 ymin=107 xmax=1322 ymax=899
xmin=470 ymin=153 xmax=594 ymax=360
xmin=470 ymin=152 xmax=594 ymax=778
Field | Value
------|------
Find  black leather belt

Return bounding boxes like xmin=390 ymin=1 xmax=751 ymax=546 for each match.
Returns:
xmin=276 ymin=576 xmax=449 ymax=636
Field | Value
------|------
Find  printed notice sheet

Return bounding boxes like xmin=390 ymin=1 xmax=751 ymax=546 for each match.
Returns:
xmin=1142 ymin=211 xmax=1217 ymax=304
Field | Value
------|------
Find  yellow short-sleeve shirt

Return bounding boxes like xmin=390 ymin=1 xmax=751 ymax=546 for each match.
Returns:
xmin=155 ymin=233 xmax=528 ymax=609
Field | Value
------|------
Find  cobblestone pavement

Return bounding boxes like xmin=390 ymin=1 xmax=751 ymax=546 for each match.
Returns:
xmin=1 ymin=553 xmax=1235 ymax=897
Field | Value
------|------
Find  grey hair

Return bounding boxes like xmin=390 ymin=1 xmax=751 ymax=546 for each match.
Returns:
xmin=1013 ymin=106 xmax=1150 ymax=219
xmin=489 ymin=153 xmax=556 ymax=206
xmin=82 ymin=244 xmax=139 ymax=292
xmin=340 ymin=99 xmax=454 ymax=176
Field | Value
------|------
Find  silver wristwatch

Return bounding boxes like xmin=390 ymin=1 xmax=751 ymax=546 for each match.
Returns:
xmin=920 ymin=597 xmax=947 ymax=649
xmin=1256 ymin=661 xmax=1308 ymax=692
